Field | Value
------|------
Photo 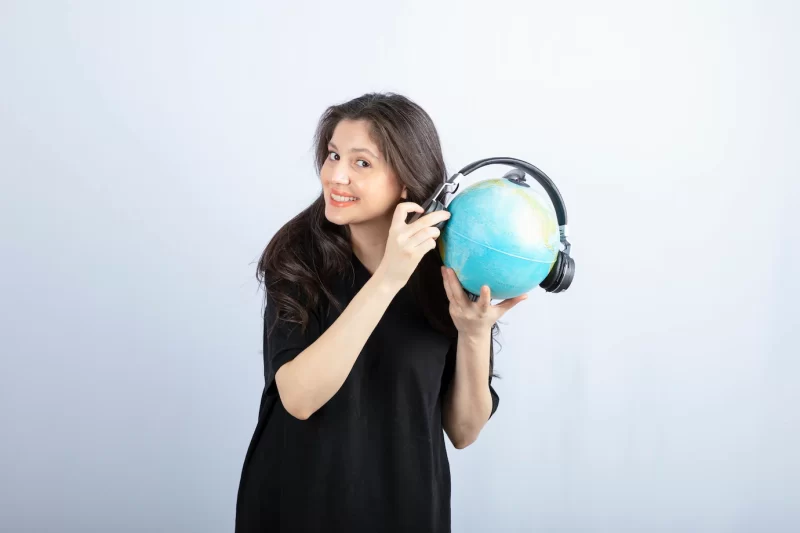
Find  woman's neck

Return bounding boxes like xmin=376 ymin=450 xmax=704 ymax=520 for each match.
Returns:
xmin=348 ymin=216 xmax=392 ymax=275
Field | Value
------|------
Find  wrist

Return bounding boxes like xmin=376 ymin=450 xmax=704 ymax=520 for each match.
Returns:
xmin=459 ymin=327 xmax=492 ymax=345
xmin=370 ymin=266 xmax=404 ymax=297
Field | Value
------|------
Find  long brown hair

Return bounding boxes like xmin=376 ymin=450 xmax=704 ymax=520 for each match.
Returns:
xmin=256 ymin=92 xmax=499 ymax=374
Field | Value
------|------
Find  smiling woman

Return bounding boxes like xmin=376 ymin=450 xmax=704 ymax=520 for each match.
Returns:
xmin=321 ymin=119 xmax=406 ymax=223
xmin=234 ymin=92 xmax=505 ymax=533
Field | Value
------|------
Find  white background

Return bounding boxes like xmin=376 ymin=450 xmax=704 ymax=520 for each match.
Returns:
xmin=1 ymin=1 xmax=798 ymax=531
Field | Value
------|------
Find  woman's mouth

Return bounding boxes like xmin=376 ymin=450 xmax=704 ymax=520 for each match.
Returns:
xmin=331 ymin=193 xmax=359 ymax=202
xmin=329 ymin=189 xmax=360 ymax=207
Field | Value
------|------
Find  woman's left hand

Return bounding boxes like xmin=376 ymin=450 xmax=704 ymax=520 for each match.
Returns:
xmin=441 ymin=266 xmax=528 ymax=335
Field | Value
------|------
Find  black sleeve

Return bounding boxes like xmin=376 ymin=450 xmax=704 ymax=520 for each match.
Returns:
xmin=441 ymin=337 xmax=500 ymax=418
xmin=263 ymin=289 xmax=323 ymax=384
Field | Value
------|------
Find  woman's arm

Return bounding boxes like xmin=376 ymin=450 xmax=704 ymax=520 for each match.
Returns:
xmin=442 ymin=329 xmax=495 ymax=448
xmin=276 ymin=203 xmax=451 ymax=420
xmin=275 ymin=271 xmax=400 ymax=420
xmin=439 ymin=266 xmax=527 ymax=448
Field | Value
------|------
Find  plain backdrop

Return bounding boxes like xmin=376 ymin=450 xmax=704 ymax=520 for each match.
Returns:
xmin=1 ymin=1 xmax=798 ymax=532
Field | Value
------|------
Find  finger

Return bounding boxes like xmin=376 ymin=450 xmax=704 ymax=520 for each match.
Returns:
xmin=441 ymin=266 xmax=454 ymax=302
xmin=406 ymin=209 xmax=451 ymax=234
xmin=493 ymin=294 xmax=529 ymax=313
xmin=407 ymin=226 xmax=441 ymax=248
xmin=444 ymin=268 xmax=468 ymax=309
xmin=478 ymin=285 xmax=491 ymax=313
xmin=393 ymin=202 xmax=424 ymax=225
xmin=413 ymin=237 xmax=438 ymax=259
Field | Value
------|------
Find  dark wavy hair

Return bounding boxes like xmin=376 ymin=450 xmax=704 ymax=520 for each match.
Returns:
xmin=256 ymin=92 xmax=499 ymax=375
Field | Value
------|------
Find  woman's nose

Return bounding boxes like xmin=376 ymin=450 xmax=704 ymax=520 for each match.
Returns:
xmin=331 ymin=170 xmax=350 ymax=185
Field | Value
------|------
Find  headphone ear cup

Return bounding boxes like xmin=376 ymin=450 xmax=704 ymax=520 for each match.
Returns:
xmin=539 ymin=251 xmax=574 ymax=293
xmin=552 ymin=254 xmax=574 ymax=293
xmin=539 ymin=252 xmax=563 ymax=292
xmin=550 ymin=252 xmax=575 ymax=293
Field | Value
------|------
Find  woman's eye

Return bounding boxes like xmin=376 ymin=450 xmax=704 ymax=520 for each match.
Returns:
xmin=327 ymin=151 xmax=368 ymax=168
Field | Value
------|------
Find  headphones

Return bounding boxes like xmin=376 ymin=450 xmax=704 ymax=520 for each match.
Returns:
xmin=409 ymin=157 xmax=574 ymax=294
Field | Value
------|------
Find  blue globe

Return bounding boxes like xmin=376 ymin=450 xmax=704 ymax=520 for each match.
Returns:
xmin=438 ymin=177 xmax=560 ymax=300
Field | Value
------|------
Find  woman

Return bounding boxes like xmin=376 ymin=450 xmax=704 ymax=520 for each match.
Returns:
xmin=235 ymin=92 xmax=527 ymax=532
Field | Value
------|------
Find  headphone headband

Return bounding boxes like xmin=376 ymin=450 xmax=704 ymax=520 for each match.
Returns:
xmin=454 ymin=157 xmax=568 ymax=227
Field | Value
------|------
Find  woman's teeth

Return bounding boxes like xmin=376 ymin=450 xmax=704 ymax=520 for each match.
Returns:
xmin=331 ymin=193 xmax=358 ymax=202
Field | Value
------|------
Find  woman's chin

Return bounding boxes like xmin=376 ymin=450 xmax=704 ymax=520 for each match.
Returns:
xmin=324 ymin=206 xmax=354 ymax=226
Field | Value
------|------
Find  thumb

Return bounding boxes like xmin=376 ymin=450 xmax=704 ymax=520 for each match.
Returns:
xmin=493 ymin=294 xmax=528 ymax=313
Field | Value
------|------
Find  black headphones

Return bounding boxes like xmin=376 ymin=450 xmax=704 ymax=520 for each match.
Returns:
xmin=409 ymin=157 xmax=574 ymax=294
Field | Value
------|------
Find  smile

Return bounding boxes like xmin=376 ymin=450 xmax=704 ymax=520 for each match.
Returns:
xmin=331 ymin=193 xmax=359 ymax=202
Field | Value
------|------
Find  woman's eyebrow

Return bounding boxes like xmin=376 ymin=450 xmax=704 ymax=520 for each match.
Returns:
xmin=328 ymin=142 xmax=379 ymax=159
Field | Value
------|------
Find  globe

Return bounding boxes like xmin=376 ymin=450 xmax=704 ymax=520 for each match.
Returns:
xmin=437 ymin=177 xmax=560 ymax=300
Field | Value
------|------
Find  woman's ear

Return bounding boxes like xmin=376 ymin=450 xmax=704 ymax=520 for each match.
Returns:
xmin=400 ymin=187 xmax=408 ymax=200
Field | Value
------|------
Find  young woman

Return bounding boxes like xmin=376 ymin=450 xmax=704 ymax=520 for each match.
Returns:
xmin=235 ymin=92 xmax=527 ymax=532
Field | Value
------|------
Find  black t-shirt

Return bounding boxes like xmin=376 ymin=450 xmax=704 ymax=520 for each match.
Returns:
xmin=235 ymin=252 xmax=499 ymax=532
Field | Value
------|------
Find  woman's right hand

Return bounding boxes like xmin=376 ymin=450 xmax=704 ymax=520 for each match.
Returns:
xmin=375 ymin=202 xmax=452 ymax=291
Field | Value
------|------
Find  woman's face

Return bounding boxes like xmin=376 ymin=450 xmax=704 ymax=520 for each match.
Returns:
xmin=320 ymin=119 xmax=406 ymax=227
